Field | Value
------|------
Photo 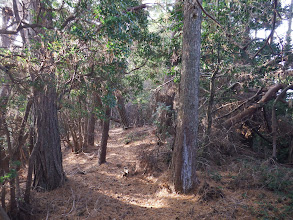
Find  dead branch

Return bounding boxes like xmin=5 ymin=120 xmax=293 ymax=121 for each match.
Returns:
xmin=223 ymin=84 xmax=283 ymax=129
xmin=216 ymin=87 xmax=263 ymax=120
xmin=152 ymin=76 xmax=176 ymax=92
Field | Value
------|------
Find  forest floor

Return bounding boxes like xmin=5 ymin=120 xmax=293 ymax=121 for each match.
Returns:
xmin=28 ymin=126 xmax=293 ymax=220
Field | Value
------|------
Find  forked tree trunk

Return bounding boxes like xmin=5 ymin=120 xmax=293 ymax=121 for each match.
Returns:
xmin=98 ymin=106 xmax=111 ymax=165
xmin=172 ymin=0 xmax=202 ymax=193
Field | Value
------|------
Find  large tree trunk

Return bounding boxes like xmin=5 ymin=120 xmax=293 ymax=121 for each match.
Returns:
xmin=30 ymin=0 xmax=65 ymax=191
xmin=172 ymin=0 xmax=202 ymax=194
xmin=98 ymin=106 xmax=111 ymax=165
xmin=33 ymin=76 xmax=65 ymax=190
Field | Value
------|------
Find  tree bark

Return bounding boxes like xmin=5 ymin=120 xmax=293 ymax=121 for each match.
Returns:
xmin=272 ymin=84 xmax=293 ymax=159
xmin=33 ymin=76 xmax=65 ymax=190
xmin=285 ymin=0 xmax=293 ymax=68
xmin=0 ymin=68 xmax=11 ymax=212
xmin=98 ymin=106 xmax=111 ymax=165
xmin=206 ymin=69 xmax=217 ymax=135
xmin=172 ymin=0 xmax=202 ymax=194
xmin=115 ymin=90 xmax=130 ymax=129
xmin=30 ymin=0 xmax=65 ymax=191
xmin=87 ymin=93 xmax=102 ymax=147
xmin=0 ymin=205 xmax=10 ymax=220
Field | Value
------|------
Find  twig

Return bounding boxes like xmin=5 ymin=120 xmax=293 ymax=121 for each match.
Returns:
xmin=125 ymin=59 xmax=148 ymax=75
xmin=151 ymin=76 xmax=176 ymax=92
xmin=65 ymin=188 xmax=76 ymax=215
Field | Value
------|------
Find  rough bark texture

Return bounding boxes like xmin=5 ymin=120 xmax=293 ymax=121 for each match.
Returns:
xmin=98 ymin=107 xmax=111 ymax=165
xmin=172 ymin=0 xmax=202 ymax=194
xmin=33 ymin=77 xmax=65 ymax=190
xmin=30 ymin=0 xmax=65 ymax=191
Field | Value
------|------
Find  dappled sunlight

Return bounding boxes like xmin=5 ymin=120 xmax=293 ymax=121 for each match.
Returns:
xmin=30 ymin=126 xmax=279 ymax=220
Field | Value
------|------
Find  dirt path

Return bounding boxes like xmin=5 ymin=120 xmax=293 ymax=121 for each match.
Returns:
xmin=30 ymin=126 xmax=196 ymax=219
xmin=30 ymin=126 xmax=275 ymax=220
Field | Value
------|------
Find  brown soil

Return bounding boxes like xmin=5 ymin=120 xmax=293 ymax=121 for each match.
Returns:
xmin=28 ymin=126 xmax=290 ymax=220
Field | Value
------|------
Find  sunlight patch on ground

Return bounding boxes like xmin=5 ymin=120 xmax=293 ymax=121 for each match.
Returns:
xmin=101 ymin=188 xmax=169 ymax=209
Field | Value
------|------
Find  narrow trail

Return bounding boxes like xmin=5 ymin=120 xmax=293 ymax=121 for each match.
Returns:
xmin=30 ymin=126 xmax=269 ymax=219
xmin=30 ymin=126 xmax=198 ymax=219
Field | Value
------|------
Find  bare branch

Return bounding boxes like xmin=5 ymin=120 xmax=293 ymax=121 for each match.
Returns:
xmin=195 ymin=0 xmax=223 ymax=28
xmin=253 ymin=0 xmax=278 ymax=58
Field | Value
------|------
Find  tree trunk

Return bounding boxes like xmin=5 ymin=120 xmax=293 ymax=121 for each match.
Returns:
xmin=272 ymin=84 xmax=293 ymax=159
xmin=115 ymin=90 xmax=130 ymax=129
xmin=87 ymin=93 xmax=102 ymax=147
xmin=98 ymin=106 xmax=111 ymax=165
xmin=172 ymin=0 xmax=202 ymax=194
xmin=31 ymin=0 xmax=65 ymax=191
xmin=33 ymin=77 xmax=65 ymax=190
xmin=285 ymin=0 xmax=293 ymax=68
xmin=0 ymin=205 xmax=10 ymax=220
xmin=206 ymin=69 xmax=217 ymax=135
xmin=0 ymin=69 xmax=12 ymax=213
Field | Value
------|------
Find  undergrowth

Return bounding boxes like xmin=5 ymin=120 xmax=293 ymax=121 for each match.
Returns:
xmin=229 ymin=158 xmax=293 ymax=219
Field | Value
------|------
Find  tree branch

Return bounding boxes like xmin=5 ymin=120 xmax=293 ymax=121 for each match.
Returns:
xmin=195 ymin=0 xmax=223 ymax=28
xmin=223 ymin=84 xmax=283 ymax=128
xmin=253 ymin=0 xmax=278 ymax=58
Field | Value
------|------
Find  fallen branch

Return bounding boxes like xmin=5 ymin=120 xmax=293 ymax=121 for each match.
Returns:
xmin=216 ymin=87 xmax=263 ymax=120
xmin=223 ymin=84 xmax=283 ymax=129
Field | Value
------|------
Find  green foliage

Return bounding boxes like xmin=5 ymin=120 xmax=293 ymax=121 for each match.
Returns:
xmin=0 ymin=168 xmax=17 ymax=184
